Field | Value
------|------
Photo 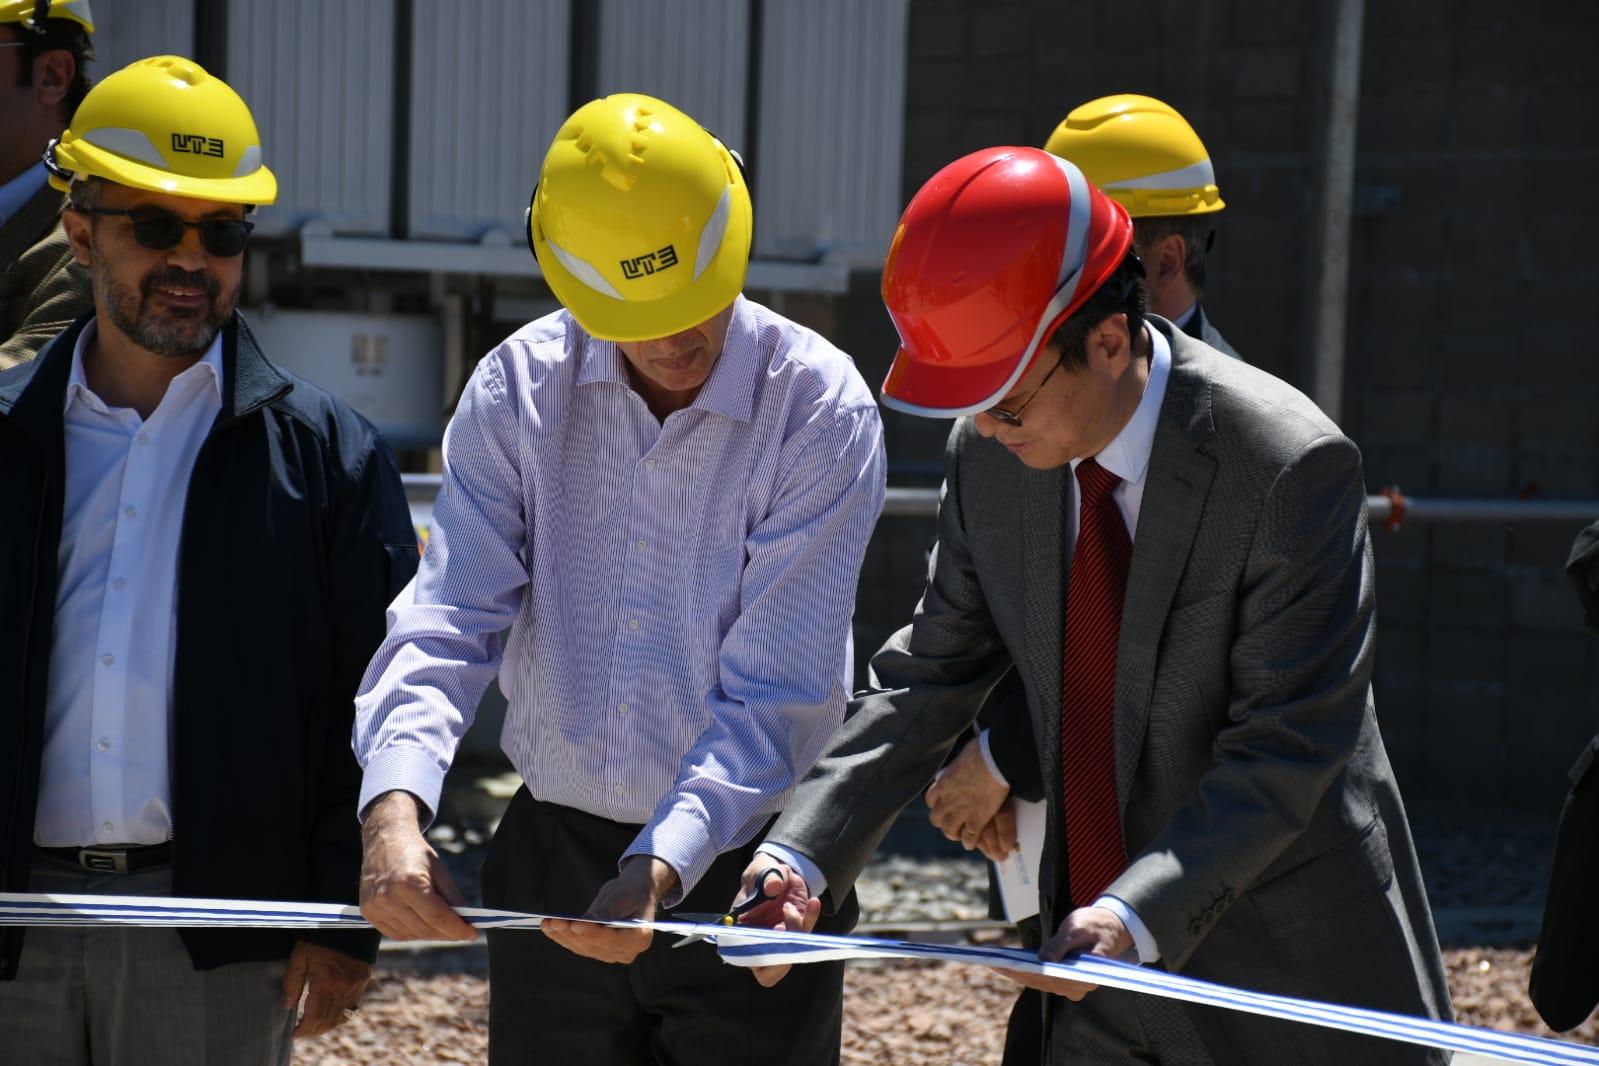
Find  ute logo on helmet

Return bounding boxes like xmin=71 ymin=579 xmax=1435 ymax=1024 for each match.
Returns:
xmin=170 ymin=133 xmax=224 ymax=158
xmin=619 ymin=244 xmax=679 ymax=280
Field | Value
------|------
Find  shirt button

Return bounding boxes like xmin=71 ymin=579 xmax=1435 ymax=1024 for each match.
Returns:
xmin=101 ymin=654 xmax=115 ymax=667
xmin=635 ymin=539 xmax=647 ymax=551
xmin=112 ymin=578 xmax=126 ymax=591
xmin=96 ymin=738 xmax=110 ymax=752
xmin=613 ymin=784 xmax=625 ymax=797
xmin=627 ymin=619 xmax=639 ymax=631
xmin=136 ymin=432 xmax=149 ymax=445
xmin=644 ymin=459 xmax=656 ymax=470
xmin=617 ymin=703 xmax=629 ymax=715
xmin=102 ymin=821 xmax=115 ymax=833
xmin=123 ymin=505 xmax=137 ymax=518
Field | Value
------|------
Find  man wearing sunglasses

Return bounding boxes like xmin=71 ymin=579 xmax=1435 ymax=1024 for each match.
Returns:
xmin=0 ymin=56 xmax=416 ymax=1064
xmin=741 ymin=147 xmax=1450 ymax=1064
xmin=0 ymin=0 xmax=95 ymax=369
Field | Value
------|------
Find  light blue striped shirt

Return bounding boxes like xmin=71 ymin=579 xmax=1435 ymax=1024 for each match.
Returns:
xmin=354 ymin=296 xmax=886 ymax=902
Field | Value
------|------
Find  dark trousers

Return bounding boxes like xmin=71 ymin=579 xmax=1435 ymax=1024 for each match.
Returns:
xmin=1001 ymin=915 xmax=1045 ymax=1066
xmin=481 ymin=788 xmax=853 ymax=1065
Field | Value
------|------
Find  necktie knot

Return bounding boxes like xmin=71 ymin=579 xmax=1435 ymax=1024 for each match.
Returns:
xmin=1075 ymin=457 xmax=1120 ymax=507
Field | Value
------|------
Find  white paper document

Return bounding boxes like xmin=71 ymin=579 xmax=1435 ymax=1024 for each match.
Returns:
xmin=994 ymin=797 xmax=1047 ymax=922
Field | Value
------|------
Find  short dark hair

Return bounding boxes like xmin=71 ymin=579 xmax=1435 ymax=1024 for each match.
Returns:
xmin=1134 ymin=215 xmax=1215 ymax=292
xmin=10 ymin=18 xmax=94 ymax=124
xmin=1049 ymin=250 xmax=1149 ymax=370
xmin=65 ymin=173 xmax=103 ymax=210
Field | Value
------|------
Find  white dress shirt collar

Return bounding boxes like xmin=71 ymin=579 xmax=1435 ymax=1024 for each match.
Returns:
xmin=0 ymin=162 xmax=49 ymax=227
xmin=1072 ymin=322 xmax=1172 ymax=488
xmin=64 ymin=317 xmax=225 ymax=417
xmin=1171 ymin=302 xmax=1198 ymax=331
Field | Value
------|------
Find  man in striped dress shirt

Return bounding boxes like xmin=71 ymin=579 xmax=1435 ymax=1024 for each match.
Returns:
xmin=353 ymin=94 xmax=886 ymax=1064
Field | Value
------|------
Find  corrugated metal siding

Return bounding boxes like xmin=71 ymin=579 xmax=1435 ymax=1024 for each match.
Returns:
xmin=227 ymin=0 xmax=394 ymax=235
xmin=595 ymin=0 xmax=747 ymax=148
xmin=91 ymin=0 xmax=194 ymax=75
xmin=407 ymin=0 xmax=570 ymax=240
xmin=755 ymin=0 xmax=908 ymax=265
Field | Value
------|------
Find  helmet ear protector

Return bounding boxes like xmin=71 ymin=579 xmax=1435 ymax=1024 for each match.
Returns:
xmin=524 ymin=125 xmax=750 ymax=259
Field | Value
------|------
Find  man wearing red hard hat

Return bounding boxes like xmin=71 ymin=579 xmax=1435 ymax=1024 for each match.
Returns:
xmin=738 ymin=147 xmax=1451 ymax=1064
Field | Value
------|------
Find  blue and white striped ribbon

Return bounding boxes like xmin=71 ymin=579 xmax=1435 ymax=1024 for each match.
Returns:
xmin=1 ymin=892 xmax=1593 ymax=1065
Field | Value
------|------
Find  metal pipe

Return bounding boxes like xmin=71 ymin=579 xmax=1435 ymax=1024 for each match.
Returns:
xmin=398 ymin=475 xmax=1599 ymax=528
xmin=1305 ymin=0 xmax=1366 ymax=422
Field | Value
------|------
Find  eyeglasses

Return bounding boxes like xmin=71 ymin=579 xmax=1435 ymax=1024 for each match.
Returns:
xmin=78 ymin=207 xmax=255 ymax=258
xmin=984 ymin=356 xmax=1065 ymax=428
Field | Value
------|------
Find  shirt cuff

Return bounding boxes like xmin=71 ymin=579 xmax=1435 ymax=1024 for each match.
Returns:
xmin=755 ymin=843 xmax=829 ymax=901
xmin=357 ymin=745 xmax=447 ymax=829
xmin=977 ymin=729 xmax=1010 ymax=790
xmin=622 ymin=811 xmax=714 ymax=909
xmin=1093 ymin=894 xmax=1161 ymax=964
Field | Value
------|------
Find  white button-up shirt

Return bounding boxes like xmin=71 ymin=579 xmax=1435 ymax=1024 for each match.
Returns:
xmin=355 ymin=297 xmax=887 ymax=902
xmin=33 ymin=319 xmax=223 ymax=847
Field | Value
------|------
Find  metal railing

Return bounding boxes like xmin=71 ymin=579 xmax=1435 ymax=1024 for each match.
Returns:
xmin=401 ymin=475 xmax=1599 ymax=531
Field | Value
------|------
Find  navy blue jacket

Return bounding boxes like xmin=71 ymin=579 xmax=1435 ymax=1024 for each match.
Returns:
xmin=0 ymin=313 xmax=418 ymax=978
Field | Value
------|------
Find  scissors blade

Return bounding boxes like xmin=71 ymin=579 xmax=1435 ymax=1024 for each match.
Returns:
xmin=668 ymin=912 xmax=732 ymax=948
xmin=667 ymin=868 xmax=785 ymax=948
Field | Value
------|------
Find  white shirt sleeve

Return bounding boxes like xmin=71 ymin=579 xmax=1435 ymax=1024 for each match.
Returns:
xmin=976 ymin=729 xmax=1011 ymax=790
xmin=1093 ymin=894 xmax=1161 ymax=963
xmin=754 ymin=843 xmax=830 ymax=901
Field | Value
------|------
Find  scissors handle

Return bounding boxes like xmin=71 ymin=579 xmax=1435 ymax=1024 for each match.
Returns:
xmin=729 ymin=866 xmax=787 ymax=919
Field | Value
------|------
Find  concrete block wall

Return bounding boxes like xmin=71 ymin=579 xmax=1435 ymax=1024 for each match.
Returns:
xmin=836 ymin=0 xmax=1599 ymax=818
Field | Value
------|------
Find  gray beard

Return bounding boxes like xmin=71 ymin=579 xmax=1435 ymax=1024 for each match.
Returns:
xmin=94 ymin=261 xmax=237 ymax=360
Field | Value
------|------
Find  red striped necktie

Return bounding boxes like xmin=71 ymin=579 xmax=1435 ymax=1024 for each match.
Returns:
xmin=1061 ymin=456 xmax=1132 ymax=906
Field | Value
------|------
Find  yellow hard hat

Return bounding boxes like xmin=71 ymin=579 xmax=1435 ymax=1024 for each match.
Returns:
xmin=1044 ymin=94 xmax=1223 ymax=218
xmin=528 ymin=93 xmax=752 ymax=342
xmin=0 ymin=0 xmax=94 ymax=33
xmin=44 ymin=55 xmax=277 ymax=205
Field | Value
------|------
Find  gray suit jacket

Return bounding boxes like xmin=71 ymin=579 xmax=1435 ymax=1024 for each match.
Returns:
xmin=0 ymin=184 xmax=94 ymax=371
xmin=770 ymin=322 xmax=1451 ymax=1063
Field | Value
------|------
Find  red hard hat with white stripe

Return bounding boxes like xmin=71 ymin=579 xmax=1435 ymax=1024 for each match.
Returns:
xmin=879 ymin=147 xmax=1134 ymax=418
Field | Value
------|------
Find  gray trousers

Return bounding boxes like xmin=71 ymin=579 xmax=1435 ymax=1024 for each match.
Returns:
xmin=0 ymin=851 xmax=294 ymax=1066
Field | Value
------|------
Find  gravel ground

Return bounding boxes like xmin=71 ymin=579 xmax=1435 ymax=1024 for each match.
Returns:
xmin=295 ymin=776 xmax=1594 ymax=1063
xmin=296 ymin=945 xmax=1597 ymax=1065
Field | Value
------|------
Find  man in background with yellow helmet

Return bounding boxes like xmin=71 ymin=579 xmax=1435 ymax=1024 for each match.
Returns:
xmin=354 ymin=92 xmax=885 ymax=1063
xmin=0 ymin=56 xmax=416 ymax=1062
xmin=1047 ymin=94 xmax=1241 ymax=360
xmin=0 ymin=0 xmax=95 ymax=368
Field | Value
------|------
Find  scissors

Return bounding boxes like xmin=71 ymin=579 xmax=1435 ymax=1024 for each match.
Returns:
xmin=669 ymin=866 xmax=786 ymax=948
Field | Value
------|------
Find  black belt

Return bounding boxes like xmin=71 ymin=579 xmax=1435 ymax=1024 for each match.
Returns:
xmin=37 ymin=842 xmax=172 ymax=874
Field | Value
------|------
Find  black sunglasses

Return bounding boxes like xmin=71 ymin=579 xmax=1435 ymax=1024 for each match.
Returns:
xmin=79 ymin=207 xmax=254 ymax=258
xmin=985 ymin=356 xmax=1065 ymax=428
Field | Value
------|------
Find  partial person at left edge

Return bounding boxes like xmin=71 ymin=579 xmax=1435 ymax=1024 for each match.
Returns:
xmin=0 ymin=0 xmax=95 ymax=369
xmin=0 ymin=56 xmax=418 ymax=1065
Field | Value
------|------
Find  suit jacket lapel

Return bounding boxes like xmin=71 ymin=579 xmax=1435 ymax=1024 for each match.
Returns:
xmin=1115 ymin=329 xmax=1218 ymax=807
xmin=1020 ymin=461 xmax=1070 ymax=790
xmin=0 ymin=184 xmax=66 ymax=266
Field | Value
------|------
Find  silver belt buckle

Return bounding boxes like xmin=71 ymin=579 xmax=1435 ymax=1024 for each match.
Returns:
xmin=78 ymin=847 xmax=129 ymax=874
